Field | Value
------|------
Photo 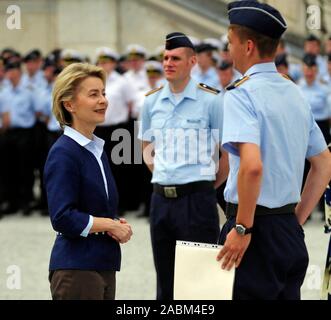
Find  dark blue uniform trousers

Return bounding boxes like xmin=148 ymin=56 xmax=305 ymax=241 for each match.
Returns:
xmin=219 ymin=213 xmax=309 ymax=300
xmin=150 ymin=189 xmax=220 ymax=300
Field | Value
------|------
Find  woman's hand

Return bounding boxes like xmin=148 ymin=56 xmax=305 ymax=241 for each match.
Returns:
xmin=107 ymin=219 xmax=133 ymax=244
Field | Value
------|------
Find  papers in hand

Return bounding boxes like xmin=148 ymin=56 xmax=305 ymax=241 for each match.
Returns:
xmin=174 ymin=240 xmax=235 ymax=300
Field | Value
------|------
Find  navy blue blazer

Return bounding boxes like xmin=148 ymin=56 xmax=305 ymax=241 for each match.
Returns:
xmin=44 ymin=135 xmax=121 ymax=271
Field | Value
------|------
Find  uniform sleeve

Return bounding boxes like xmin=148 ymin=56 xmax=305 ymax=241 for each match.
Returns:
xmin=306 ymin=113 xmax=328 ymax=158
xmin=327 ymin=91 xmax=331 ymax=118
xmin=1 ymin=92 xmax=10 ymax=113
xmin=209 ymin=93 xmax=224 ymax=144
xmin=0 ymin=93 xmax=3 ymax=115
xmin=44 ymin=148 xmax=91 ymax=238
xmin=123 ymin=79 xmax=137 ymax=104
xmin=27 ymin=90 xmax=36 ymax=112
xmin=34 ymin=91 xmax=47 ymax=114
xmin=222 ymin=88 xmax=260 ymax=156
xmin=137 ymin=98 xmax=152 ymax=142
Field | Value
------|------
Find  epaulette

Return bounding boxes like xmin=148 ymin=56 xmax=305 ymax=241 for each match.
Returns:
xmin=198 ymin=83 xmax=220 ymax=94
xmin=280 ymin=73 xmax=291 ymax=81
xmin=226 ymin=76 xmax=250 ymax=91
xmin=145 ymin=86 xmax=163 ymax=97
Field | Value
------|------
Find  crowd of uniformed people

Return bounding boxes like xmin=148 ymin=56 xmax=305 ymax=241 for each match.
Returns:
xmin=0 ymin=33 xmax=330 ymax=219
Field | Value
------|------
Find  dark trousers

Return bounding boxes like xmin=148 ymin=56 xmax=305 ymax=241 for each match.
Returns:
xmin=0 ymin=132 xmax=7 ymax=203
xmin=219 ymin=214 xmax=309 ymax=300
xmin=5 ymin=128 xmax=34 ymax=209
xmin=49 ymin=270 xmax=116 ymax=300
xmin=95 ymin=122 xmax=134 ymax=213
xmin=150 ymin=189 xmax=220 ymax=300
xmin=302 ymin=119 xmax=330 ymax=212
xmin=316 ymin=119 xmax=330 ymax=144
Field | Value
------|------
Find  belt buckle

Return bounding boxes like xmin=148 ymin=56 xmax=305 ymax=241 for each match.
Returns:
xmin=164 ymin=187 xmax=177 ymax=198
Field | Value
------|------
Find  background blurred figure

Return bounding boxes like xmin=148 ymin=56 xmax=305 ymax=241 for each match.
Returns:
xmin=217 ymin=60 xmax=236 ymax=91
xmin=136 ymin=60 xmax=165 ymax=218
xmin=94 ymin=47 xmax=136 ymax=216
xmin=323 ymin=54 xmax=331 ymax=86
xmin=0 ymin=61 xmax=37 ymax=215
xmin=59 ymin=49 xmax=84 ymax=68
xmin=21 ymin=49 xmax=47 ymax=90
xmin=325 ymin=36 xmax=331 ymax=55
xmin=220 ymin=42 xmax=232 ymax=62
xmin=276 ymin=38 xmax=302 ymax=82
xmin=148 ymin=46 xmax=164 ymax=63
xmin=299 ymin=54 xmax=331 ymax=144
xmin=275 ymin=53 xmax=294 ymax=81
xmin=34 ymin=55 xmax=63 ymax=215
xmin=123 ymin=44 xmax=149 ymax=212
xmin=299 ymin=53 xmax=331 ymax=216
xmin=124 ymin=44 xmax=149 ymax=119
xmin=304 ymin=35 xmax=328 ymax=81
xmin=192 ymin=42 xmax=219 ymax=88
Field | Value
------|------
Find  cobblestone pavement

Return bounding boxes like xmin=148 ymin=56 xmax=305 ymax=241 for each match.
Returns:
xmin=0 ymin=210 xmax=329 ymax=300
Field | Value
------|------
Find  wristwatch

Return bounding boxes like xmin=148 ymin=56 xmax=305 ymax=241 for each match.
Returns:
xmin=234 ymin=224 xmax=253 ymax=235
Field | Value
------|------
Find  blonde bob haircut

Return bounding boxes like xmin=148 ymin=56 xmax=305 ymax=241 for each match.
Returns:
xmin=52 ymin=63 xmax=106 ymax=128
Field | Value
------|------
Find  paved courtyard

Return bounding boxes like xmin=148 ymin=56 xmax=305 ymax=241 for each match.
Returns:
xmin=0 ymin=210 xmax=329 ymax=300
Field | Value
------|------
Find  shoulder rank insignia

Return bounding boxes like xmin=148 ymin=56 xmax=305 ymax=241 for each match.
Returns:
xmin=198 ymin=83 xmax=220 ymax=94
xmin=145 ymin=86 xmax=163 ymax=97
xmin=226 ymin=76 xmax=250 ymax=91
xmin=280 ymin=73 xmax=291 ymax=81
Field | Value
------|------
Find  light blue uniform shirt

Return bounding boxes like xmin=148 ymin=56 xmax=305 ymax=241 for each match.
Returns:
xmin=192 ymin=67 xmax=220 ymax=88
xmin=21 ymin=70 xmax=47 ymax=91
xmin=37 ymin=83 xmax=61 ymax=131
xmin=298 ymin=79 xmax=331 ymax=121
xmin=222 ymin=62 xmax=327 ymax=208
xmin=63 ymin=126 xmax=109 ymax=237
xmin=0 ymin=81 xmax=37 ymax=128
xmin=138 ymin=78 xmax=223 ymax=185
xmin=316 ymin=55 xmax=329 ymax=80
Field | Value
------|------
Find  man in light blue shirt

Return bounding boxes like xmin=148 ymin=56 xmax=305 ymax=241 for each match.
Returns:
xmin=299 ymin=54 xmax=331 ymax=143
xmin=0 ymin=61 xmax=37 ymax=214
xmin=139 ymin=32 xmax=228 ymax=300
xmin=216 ymin=0 xmax=331 ymax=300
xmin=304 ymin=35 xmax=329 ymax=81
xmin=191 ymin=42 xmax=220 ymax=88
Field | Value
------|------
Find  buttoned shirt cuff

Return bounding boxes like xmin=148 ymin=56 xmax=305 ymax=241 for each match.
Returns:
xmin=80 ymin=215 xmax=93 ymax=237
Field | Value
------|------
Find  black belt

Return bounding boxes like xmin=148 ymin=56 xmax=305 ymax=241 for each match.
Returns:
xmin=153 ymin=181 xmax=214 ymax=199
xmin=226 ymin=203 xmax=296 ymax=218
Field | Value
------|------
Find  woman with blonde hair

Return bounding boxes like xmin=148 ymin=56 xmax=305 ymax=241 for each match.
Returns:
xmin=44 ymin=63 xmax=132 ymax=300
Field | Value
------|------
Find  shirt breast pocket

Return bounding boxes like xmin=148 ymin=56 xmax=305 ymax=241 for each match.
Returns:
xmin=151 ymin=118 xmax=166 ymax=129
xmin=181 ymin=118 xmax=208 ymax=129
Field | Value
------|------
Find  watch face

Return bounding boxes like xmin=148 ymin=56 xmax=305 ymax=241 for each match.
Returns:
xmin=235 ymin=224 xmax=246 ymax=235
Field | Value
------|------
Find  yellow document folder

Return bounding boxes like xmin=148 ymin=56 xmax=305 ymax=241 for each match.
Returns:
xmin=174 ymin=241 xmax=235 ymax=300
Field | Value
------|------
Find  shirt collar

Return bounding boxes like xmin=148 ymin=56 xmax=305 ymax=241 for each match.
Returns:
xmin=64 ymin=125 xmax=105 ymax=154
xmin=244 ymin=62 xmax=278 ymax=77
xmin=160 ymin=77 xmax=197 ymax=102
